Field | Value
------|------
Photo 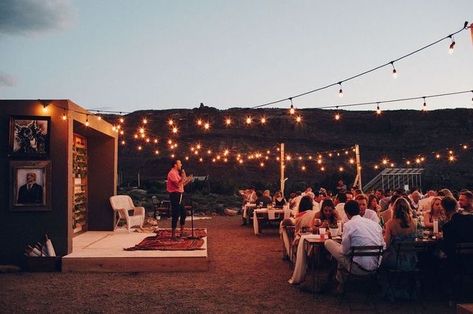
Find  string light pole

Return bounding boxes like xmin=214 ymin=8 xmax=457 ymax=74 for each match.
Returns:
xmin=353 ymin=144 xmax=362 ymax=190
xmin=280 ymin=143 xmax=286 ymax=196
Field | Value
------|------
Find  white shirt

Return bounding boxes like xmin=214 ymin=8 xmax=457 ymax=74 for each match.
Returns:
xmin=341 ymin=215 xmax=385 ymax=271
xmin=363 ymin=209 xmax=380 ymax=224
xmin=335 ymin=203 xmax=347 ymax=222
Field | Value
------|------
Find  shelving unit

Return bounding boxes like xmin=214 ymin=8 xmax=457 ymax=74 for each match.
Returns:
xmin=72 ymin=134 xmax=88 ymax=234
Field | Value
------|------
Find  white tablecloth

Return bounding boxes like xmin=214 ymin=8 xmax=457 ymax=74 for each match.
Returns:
xmin=288 ymin=234 xmax=322 ymax=284
xmin=242 ymin=203 xmax=257 ymax=219
xmin=253 ymin=208 xmax=288 ymax=235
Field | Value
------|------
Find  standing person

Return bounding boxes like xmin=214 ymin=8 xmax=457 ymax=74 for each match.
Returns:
xmin=167 ymin=159 xmax=193 ymax=240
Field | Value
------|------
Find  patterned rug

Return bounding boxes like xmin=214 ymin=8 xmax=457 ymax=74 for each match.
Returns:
xmin=124 ymin=228 xmax=207 ymax=251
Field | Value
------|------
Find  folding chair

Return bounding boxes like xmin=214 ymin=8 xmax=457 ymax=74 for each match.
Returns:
xmin=341 ymin=245 xmax=384 ymax=311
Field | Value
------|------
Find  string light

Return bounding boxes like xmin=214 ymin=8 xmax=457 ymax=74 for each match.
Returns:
xmin=85 ymin=115 xmax=89 ymax=127
xmin=120 ymin=130 xmax=124 ymax=135
xmin=138 ymin=145 xmax=142 ymax=151
xmin=376 ymin=103 xmax=382 ymax=115
xmin=374 ymin=165 xmax=379 ymax=169
xmin=62 ymin=110 xmax=67 ymax=120
xmin=97 ymin=115 xmax=102 ymax=120
xmin=422 ymin=97 xmax=427 ymax=111
xmin=41 ymin=101 xmax=49 ymax=113
xmin=448 ymin=35 xmax=455 ymax=54
xmin=261 ymin=117 xmax=267 ymax=124
xmin=436 ymin=153 xmax=441 ymax=159
xmin=225 ymin=118 xmax=232 ymax=126
xmin=245 ymin=116 xmax=252 ymax=125
xmin=155 ymin=150 xmax=160 ymax=155
xmin=172 ymin=127 xmax=178 ymax=134
xmin=320 ymin=167 xmax=325 ymax=171
xmin=197 ymin=119 xmax=202 ymax=126
xmin=448 ymin=155 xmax=455 ymax=162
xmin=168 ymin=119 xmax=174 ymax=126
xmin=334 ymin=107 xmax=341 ymax=121
xmin=121 ymin=140 xmax=125 ymax=145
xmin=289 ymin=98 xmax=295 ymax=115
xmin=260 ymin=162 xmax=265 ymax=167
xmin=295 ymin=115 xmax=302 ymax=123
xmin=338 ymin=82 xmax=343 ymax=98
xmin=463 ymin=144 xmax=468 ymax=150
xmin=119 ymin=117 xmax=124 ymax=123
xmin=301 ymin=166 xmax=306 ymax=171
xmin=204 ymin=122 xmax=210 ymax=130
xmin=390 ymin=62 xmax=398 ymax=78
xmin=338 ymin=166 xmax=344 ymax=172
xmin=143 ymin=118 xmax=148 ymax=124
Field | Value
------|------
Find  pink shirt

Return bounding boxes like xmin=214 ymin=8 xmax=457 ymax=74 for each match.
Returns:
xmin=166 ymin=168 xmax=183 ymax=193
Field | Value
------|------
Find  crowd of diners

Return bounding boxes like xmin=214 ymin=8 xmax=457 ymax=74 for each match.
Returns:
xmin=240 ymin=180 xmax=473 ymax=301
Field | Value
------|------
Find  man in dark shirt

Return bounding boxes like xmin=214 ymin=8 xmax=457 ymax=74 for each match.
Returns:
xmin=17 ymin=172 xmax=43 ymax=204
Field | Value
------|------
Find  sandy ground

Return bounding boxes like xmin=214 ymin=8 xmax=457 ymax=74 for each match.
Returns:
xmin=0 ymin=216 xmax=463 ymax=313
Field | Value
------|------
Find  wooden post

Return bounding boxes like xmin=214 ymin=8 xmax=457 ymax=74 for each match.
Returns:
xmin=280 ymin=143 xmax=285 ymax=195
xmin=354 ymin=144 xmax=362 ymax=191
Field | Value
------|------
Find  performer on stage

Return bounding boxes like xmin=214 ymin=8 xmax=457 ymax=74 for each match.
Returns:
xmin=167 ymin=159 xmax=193 ymax=240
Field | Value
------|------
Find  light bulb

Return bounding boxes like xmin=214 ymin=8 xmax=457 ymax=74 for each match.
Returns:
xmin=289 ymin=98 xmax=295 ymax=115
xmin=204 ymin=122 xmax=210 ymax=130
xmin=422 ymin=97 xmax=427 ymax=111
xmin=449 ymin=36 xmax=455 ymax=55
xmin=390 ymin=62 xmax=398 ymax=79
xmin=295 ymin=115 xmax=302 ymax=123
xmin=97 ymin=115 xmax=102 ymax=120
xmin=62 ymin=113 xmax=67 ymax=120
xmin=197 ymin=119 xmax=202 ymax=126
xmin=225 ymin=118 xmax=232 ymax=126
xmin=143 ymin=118 xmax=147 ymax=124
xmin=261 ymin=117 xmax=266 ymax=124
xmin=338 ymin=82 xmax=343 ymax=98
xmin=119 ymin=117 xmax=124 ymax=123
xmin=334 ymin=113 xmax=340 ymax=120
xmin=245 ymin=117 xmax=252 ymax=125
xmin=376 ymin=104 xmax=382 ymax=115
xmin=172 ymin=127 xmax=178 ymax=133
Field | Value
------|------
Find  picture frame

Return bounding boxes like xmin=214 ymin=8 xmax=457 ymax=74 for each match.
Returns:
xmin=9 ymin=115 xmax=50 ymax=158
xmin=10 ymin=160 xmax=52 ymax=211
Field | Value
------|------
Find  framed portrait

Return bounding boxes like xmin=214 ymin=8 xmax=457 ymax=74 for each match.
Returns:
xmin=10 ymin=160 xmax=52 ymax=211
xmin=9 ymin=116 xmax=50 ymax=158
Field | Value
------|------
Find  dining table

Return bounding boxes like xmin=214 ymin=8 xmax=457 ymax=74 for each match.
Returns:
xmin=253 ymin=207 xmax=291 ymax=235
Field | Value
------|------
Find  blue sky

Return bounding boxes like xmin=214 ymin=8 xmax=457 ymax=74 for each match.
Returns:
xmin=0 ymin=0 xmax=472 ymax=112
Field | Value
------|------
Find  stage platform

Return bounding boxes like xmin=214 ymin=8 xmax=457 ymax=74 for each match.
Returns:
xmin=62 ymin=229 xmax=209 ymax=272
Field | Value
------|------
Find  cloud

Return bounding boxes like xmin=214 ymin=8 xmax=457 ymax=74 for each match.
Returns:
xmin=0 ymin=0 xmax=74 ymax=35
xmin=0 ymin=72 xmax=16 ymax=87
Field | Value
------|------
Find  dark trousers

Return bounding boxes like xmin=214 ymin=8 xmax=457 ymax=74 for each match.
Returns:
xmin=169 ymin=192 xmax=186 ymax=229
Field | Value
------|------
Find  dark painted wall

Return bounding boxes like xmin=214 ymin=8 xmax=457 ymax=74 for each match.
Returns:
xmin=0 ymin=100 xmax=117 ymax=266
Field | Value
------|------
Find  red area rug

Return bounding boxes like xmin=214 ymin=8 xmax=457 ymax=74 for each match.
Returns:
xmin=124 ymin=228 xmax=207 ymax=251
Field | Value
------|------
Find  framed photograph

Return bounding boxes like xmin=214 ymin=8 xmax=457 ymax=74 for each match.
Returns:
xmin=10 ymin=160 xmax=52 ymax=211
xmin=9 ymin=115 xmax=50 ymax=158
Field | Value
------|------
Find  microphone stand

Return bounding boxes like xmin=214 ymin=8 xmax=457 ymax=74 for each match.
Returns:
xmin=185 ymin=174 xmax=201 ymax=240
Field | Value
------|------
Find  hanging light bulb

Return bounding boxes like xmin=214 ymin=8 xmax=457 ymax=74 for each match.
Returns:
xmin=168 ymin=119 xmax=174 ymax=126
xmin=245 ymin=116 xmax=252 ymax=125
xmin=197 ymin=119 xmax=202 ymax=126
xmin=390 ymin=62 xmax=398 ymax=78
xmin=121 ymin=140 xmax=126 ymax=145
xmin=143 ymin=118 xmax=148 ymax=124
xmin=422 ymin=97 xmax=427 ymax=111
xmin=338 ymin=82 xmax=343 ymax=98
xmin=334 ymin=112 xmax=341 ymax=121
xmin=172 ymin=126 xmax=178 ymax=134
xmin=62 ymin=110 xmax=67 ymax=120
xmin=261 ymin=117 xmax=266 ymax=124
xmin=40 ymin=101 xmax=49 ymax=113
xmin=376 ymin=103 xmax=382 ymax=115
xmin=225 ymin=118 xmax=232 ymax=126
xmin=97 ymin=115 xmax=102 ymax=120
xmin=295 ymin=115 xmax=302 ymax=123
xmin=204 ymin=122 xmax=210 ymax=130
xmin=448 ymin=35 xmax=455 ymax=54
xmin=289 ymin=98 xmax=295 ymax=115
xmin=119 ymin=117 xmax=124 ymax=123
xmin=85 ymin=115 xmax=89 ymax=127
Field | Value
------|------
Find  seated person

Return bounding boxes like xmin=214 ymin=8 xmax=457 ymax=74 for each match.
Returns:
xmin=311 ymin=199 xmax=340 ymax=230
xmin=442 ymin=196 xmax=473 ymax=258
xmin=273 ymin=190 xmax=287 ymax=208
xmin=256 ymin=190 xmax=272 ymax=207
xmin=382 ymin=197 xmax=417 ymax=270
xmin=294 ymin=195 xmax=316 ymax=236
xmin=325 ymin=200 xmax=385 ymax=293
xmin=355 ymin=194 xmax=380 ymax=224
xmin=423 ymin=196 xmax=447 ymax=229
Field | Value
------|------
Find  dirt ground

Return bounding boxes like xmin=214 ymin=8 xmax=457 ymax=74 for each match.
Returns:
xmin=0 ymin=216 xmax=463 ymax=313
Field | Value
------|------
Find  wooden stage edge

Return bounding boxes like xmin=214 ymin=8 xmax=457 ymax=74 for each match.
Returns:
xmin=61 ymin=229 xmax=209 ymax=273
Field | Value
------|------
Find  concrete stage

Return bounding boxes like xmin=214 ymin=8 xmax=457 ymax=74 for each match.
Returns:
xmin=62 ymin=229 xmax=208 ymax=272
